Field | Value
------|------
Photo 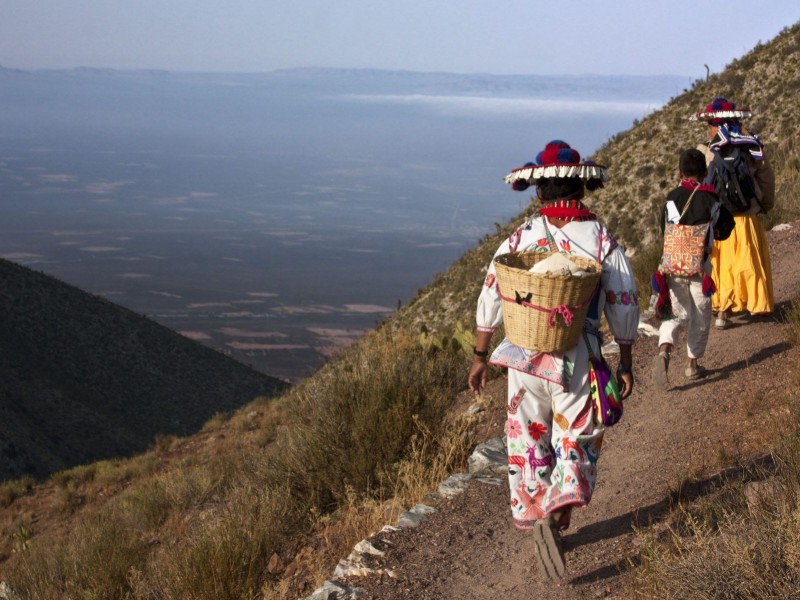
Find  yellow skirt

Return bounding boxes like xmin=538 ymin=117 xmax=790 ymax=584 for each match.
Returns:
xmin=711 ymin=213 xmax=773 ymax=315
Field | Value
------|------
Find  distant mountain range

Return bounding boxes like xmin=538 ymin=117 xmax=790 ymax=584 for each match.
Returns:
xmin=0 ymin=64 xmax=691 ymax=101
xmin=0 ymin=22 xmax=798 ymax=598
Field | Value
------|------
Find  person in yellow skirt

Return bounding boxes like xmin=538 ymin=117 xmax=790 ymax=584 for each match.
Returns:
xmin=693 ymin=98 xmax=776 ymax=328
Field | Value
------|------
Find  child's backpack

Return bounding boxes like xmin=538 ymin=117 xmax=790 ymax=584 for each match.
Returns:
xmin=659 ymin=188 xmax=710 ymax=277
xmin=710 ymin=146 xmax=758 ymax=214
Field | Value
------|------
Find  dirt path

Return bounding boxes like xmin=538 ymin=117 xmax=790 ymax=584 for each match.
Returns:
xmin=348 ymin=224 xmax=800 ymax=600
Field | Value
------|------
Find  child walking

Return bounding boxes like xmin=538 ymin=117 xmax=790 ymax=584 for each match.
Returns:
xmin=652 ymin=148 xmax=734 ymax=390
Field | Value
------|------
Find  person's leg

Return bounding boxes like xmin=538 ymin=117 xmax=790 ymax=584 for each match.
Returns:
xmin=505 ymin=369 xmax=553 ymax=530
xmin=686 ymin=277 xmax=712 ymax=377
xmin=544 ymin=370 xmax=601 ymax=518
xmin=654 ymin=278 xmax=690 ymax=389
xmin=536 ymin=370 xmax=598 ymax=580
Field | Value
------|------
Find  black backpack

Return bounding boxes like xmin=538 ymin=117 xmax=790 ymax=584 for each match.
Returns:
xmin=709 ymin=146 xmax=757 ymax=214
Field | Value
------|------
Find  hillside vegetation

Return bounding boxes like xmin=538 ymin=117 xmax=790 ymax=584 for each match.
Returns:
xmin=391 ymin=21 xmax=800 ymax=338
xmin=1 ymin=21 xmax=800 ymax=600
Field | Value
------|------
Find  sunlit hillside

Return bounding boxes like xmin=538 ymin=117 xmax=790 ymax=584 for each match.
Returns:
xmin=1 ymin=20 xmax=799 ymax=600
xmin=392 ymin=21 xmax=800 ymax=339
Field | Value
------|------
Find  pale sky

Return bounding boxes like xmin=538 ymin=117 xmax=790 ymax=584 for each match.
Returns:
xmin=2 ymin=1 xmax=799 ymax=77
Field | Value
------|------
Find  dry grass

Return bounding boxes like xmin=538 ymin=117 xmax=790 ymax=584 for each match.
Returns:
xmin=4 ymin=21 xmax=800 ymax=600
xmin=1 ymin=328 xmax=469 ymax=599
xmin=631 ymin=438 xmax=800 ymax=599
xmin=0 ymin=477 xmax=35 ymax=509
xmin=628 ymin=290 xmax=800 ymax=599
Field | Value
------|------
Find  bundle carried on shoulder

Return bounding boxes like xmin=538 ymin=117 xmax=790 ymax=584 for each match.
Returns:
xmin=494 ymin=251 xmax=601 ymax=352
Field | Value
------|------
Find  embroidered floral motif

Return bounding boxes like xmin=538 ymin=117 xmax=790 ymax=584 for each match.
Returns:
xmin=508 ymin=386 xmax=525 ymax=414
xmin=560 ymin=239 xmax=571 ymax=252
xmin=506 ymin=418 xmax=523 ymax=439
xmin=508 ymin=439 xmax=526 ymax=455
xmin=606 ymin=289 xmax=639 ymax=305
xmin=536 ymin=238 xmax=549 ymax=249
xmin=527 ymin=421 xmax=547 ymax=441
xmin=485 ymin=273 xmax=496 ymax=288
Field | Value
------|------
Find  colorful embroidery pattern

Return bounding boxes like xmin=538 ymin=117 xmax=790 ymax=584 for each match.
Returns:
xmin=508 ymin=387 xmax=525 ymax=414
xmin=506 ymin=418 xmax=523 ymax=439
xmin=605 ymin=289 xmax=639 ymax=306
xmin=490 ymin=351 xmax=567 ymax=390
xmin=660 ymin=222 xmax=709 ymax=277
xmin=506 ymin=376 xmax=605 ymax=530
xmin=527 ymin=421 xmax=546 ymax=441
xmin=508 ymin=227 xmax=524 ymax=252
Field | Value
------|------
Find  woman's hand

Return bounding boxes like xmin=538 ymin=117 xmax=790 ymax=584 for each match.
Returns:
xmin=617 ymin=370 xmax=634 ymax=400
xmin=469 ymin=331 xmax=494 ymax=394
xmin=468 ymin=360 xmax=488 ymax=394
xmin=617 ymin=344 xmax=634 ymax=400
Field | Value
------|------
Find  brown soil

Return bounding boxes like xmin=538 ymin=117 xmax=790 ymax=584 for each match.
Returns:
xmin=348 ymin=223 xmax=800 ymax=600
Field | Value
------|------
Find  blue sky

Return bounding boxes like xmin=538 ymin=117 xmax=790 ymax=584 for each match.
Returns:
xmin=2 ymin=1 xmax=799 ymax=77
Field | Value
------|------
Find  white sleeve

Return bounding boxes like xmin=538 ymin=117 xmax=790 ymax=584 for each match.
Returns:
xmin=476 ymin=238 xmax=512 ymax=332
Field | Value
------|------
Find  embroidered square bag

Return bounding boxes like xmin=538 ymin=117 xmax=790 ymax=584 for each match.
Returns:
xmin=584 ymin=333 xmax=623 ymax=427
xmin=658 ymin=187 xmax=710 ymax=277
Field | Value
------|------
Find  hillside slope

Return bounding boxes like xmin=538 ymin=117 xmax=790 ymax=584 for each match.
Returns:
xmin=353 ymin=222 xmax=800 ymax=599
xmin=391 ymin=21 xmax=800 ymax=339
xmin=0 ymin=258 xmax=287 ymax=480
xmin=1 ymin=21 xmax=799 ymax=600
xmin=590 ymin=21 xmax=800 ymax=250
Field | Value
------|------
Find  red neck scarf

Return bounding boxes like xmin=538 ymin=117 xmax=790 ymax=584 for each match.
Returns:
xmin=538 ymin=199 xmax=596 ymax=222
xmin=680 ymin=178 xmax=715 ymax=193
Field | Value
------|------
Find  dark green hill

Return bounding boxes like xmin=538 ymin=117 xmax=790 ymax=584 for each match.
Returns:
xmin=0 ymin=258 xmax=287 ymax=480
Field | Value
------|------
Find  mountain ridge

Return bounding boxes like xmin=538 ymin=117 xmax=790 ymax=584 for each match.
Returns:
xmin=0 ymin=257 xmax=287 ymax=481
xmin=0 ymin=63 xmax=690 ymax=101
xmin=0 ymin=20 xmax=799 ymax=599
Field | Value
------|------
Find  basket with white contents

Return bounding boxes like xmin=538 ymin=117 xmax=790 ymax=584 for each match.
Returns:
xmin=493 ymin=251 xmax=602 ymax=352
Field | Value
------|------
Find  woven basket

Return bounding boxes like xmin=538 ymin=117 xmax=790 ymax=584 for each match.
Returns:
xmin=494 ymin=251 xmax=602 ymax=352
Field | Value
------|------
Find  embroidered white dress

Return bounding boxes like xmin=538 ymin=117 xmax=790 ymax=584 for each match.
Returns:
xmin=476 ymin=215 xmax=639 ymax=529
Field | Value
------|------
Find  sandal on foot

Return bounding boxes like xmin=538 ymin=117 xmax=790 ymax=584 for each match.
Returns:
xmin=555 ymin=507 xmax=572 ymax=532
xmin=533 ymin=518 xmax=566 ymax=580
xmin=652 ymin=352 xmax=670 ymax=391
xmin=714 ymin=318 xmax=729 ymax=330
xmin=685 ymin=365 xmax=707 ymax=380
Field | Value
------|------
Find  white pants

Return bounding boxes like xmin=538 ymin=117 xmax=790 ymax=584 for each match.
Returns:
xmin=658 ymin=275 xmax=712 ymax=359
xmin=505 ymin=366 xmax=604 ymax=530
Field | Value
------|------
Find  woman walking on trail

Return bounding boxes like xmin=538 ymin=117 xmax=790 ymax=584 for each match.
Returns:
xmin=468 ymin=141 xmax=639 ymax=579
xmin=694 ymin=98 xmax=776 ymax=328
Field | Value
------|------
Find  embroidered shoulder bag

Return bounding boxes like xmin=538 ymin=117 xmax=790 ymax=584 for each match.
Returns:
xmin=584 ymin=332 xmax=623 ymax=427
xmin=658 ymin=187 xmax=710 ymax=277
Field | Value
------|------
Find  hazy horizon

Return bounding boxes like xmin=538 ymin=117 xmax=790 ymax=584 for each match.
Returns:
xmin=0 ymin=68 xmax=686 ymax=380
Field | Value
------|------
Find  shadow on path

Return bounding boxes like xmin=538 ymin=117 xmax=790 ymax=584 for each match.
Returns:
xmin=562 ymin=452 xmax=776 ymax=584
xmin=672 ymin=341 xmax=791 ymax=392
